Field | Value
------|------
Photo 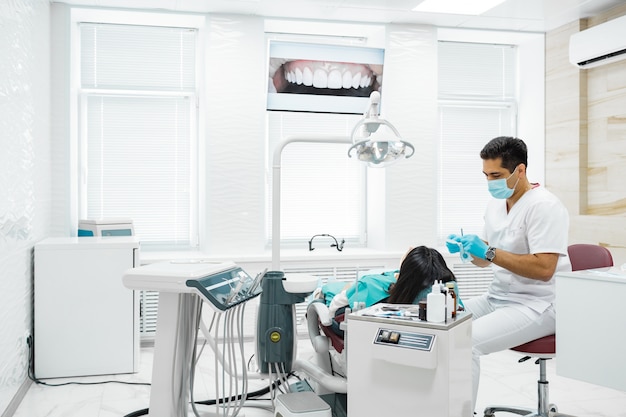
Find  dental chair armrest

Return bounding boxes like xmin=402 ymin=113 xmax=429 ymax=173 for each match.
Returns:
xmin=307 ymin=301 xmax=333 ymax=327
xmin=306 ymin=301 xmax=333 ymax=354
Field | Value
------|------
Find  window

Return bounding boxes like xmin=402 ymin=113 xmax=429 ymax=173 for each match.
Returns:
xmin=77 ymin=22 xmax=199 ymax=248
xmin=266 ymin=111 xmax=367 ymax=246
xmin=437 ymin=41 xmax=518 ymax=239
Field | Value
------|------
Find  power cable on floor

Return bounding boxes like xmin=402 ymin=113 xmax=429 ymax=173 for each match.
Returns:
xmin=26 ymin=336 xmax=150 ymax=388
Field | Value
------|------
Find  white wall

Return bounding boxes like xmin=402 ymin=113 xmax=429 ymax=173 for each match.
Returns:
xmin=202 ymin=14 xmax=268 ymax=255
xmin=0 ymin=0 xmax=52 ymax=413
xmin=368 ymin=24 xmax=439 ymax=251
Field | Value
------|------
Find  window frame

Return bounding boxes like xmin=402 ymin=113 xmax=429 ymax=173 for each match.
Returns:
xmin=265 ymin=111 xmax=369 ymax=249
xmin=69 ymin=9 xmax=206 ymax=249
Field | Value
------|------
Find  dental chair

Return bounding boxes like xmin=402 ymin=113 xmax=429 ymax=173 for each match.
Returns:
xmin=483 ymin=243 xmax=613 ymax=417
xmin=301 ymin=301 xmax=348 ymax=395
xmin=302 ymin=270 xmax=393 ymax=392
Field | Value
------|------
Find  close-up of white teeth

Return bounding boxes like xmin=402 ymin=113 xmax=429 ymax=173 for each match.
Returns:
xmin=286 ymin=66 xmax=372 ymax=89
xmin=327 ymin=69 xmax=342 ymax=89
xmin=351 ymin=72 xmax=361 ymax=89
xmin=342 ymin=71 xmax=352 ymax=88
xmin=295 ymin=67 xmax=303 ymax=84
xmin=313 ymin=68 xmax=327 ymax=88
xmin=302 ymin=67 xmax=313 ymax=86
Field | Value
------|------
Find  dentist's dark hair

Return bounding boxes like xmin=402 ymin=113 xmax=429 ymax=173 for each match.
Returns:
xmin=480 ymin=136 xmax=528 ymax=173
xmin=387 ymin=246 xmax=455 ymax=304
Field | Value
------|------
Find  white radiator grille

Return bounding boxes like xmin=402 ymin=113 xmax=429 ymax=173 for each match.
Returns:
xmin=139 ymin=290 xmax=159 ymax=334
xmin=453 ymin=262 xmax=494 ymax=300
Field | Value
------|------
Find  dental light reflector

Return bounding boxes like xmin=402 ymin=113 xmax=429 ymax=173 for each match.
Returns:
xmin=348 ymin=92 xmax=415 ymax=167
xmin=349 ymin=138 xmax=414 ymax=166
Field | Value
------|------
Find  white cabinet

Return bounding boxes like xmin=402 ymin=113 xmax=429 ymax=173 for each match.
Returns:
xmin=347 ymin=308 xmax=473 ymax=417
xmin=556 ymin=269 xmax=626 ymax=392
xmin=34 ymin=237 xmax=140 ymax=378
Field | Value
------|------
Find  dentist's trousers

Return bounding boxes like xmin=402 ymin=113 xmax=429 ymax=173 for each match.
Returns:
xmin=463 ymin=294 xmax=556 ymax=412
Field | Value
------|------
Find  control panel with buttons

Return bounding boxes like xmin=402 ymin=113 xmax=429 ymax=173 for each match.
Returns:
xmin=374 ymin=328 xmax=435 ymax=351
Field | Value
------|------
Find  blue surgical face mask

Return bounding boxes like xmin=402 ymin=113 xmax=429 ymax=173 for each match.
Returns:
xmin=488 ymin=166 xmax=519 ymax=199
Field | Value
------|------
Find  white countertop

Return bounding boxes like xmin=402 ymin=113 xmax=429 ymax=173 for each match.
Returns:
xmin=556 ymin=267 xmax=626 ymax=283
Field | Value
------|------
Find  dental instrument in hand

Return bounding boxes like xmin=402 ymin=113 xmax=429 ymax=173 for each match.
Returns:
xmin=459 ymin=228 xmax=471 ymax=262
xmin=447 ymin=229 xmax=471 ymax=263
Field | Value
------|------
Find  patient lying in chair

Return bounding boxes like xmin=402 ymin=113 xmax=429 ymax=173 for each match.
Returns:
xmin=317 ymin=246 xmax=461 ymax=337
xmin=301 ymin=246 xmax=460 ymax=393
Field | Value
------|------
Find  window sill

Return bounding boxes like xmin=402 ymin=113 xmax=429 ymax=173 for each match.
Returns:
xmin=140 ymin=247 xmax=404 ymax=265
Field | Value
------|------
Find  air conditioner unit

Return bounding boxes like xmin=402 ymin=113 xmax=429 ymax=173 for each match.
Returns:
xmin=569 ymin=14 xmax=626 ymax=69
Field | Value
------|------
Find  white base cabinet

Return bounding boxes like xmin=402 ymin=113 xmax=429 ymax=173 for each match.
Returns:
xmin=34 ymin=237 xmax=140 ymax=378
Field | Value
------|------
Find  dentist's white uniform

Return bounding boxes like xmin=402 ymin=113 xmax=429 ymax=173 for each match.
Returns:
xmin=464 ymin=185 xmax=571 ymax=409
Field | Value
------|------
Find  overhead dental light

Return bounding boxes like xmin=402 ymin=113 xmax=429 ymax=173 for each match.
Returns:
xmin=347 ymin=91 xmax=414 ymax=167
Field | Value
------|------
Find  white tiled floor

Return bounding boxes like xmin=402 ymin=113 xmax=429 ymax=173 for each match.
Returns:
xmin=14 ymin=338 xmax=626 ymax=417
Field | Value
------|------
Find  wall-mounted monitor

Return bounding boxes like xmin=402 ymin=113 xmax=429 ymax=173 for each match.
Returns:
xmin=267 ymin=41 xmax=385 ymax=114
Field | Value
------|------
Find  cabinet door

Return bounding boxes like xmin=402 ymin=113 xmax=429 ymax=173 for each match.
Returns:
xmin=35 ymin=245 xmax=136 ymax=378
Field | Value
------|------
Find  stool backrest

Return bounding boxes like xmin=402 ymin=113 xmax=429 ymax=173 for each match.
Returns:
xmin=567 ymin=243 xmax=614 ymax=271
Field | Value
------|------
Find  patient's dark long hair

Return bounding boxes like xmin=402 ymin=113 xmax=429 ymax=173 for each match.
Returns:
xmin=387 ymin=246 xmax=455 ymax=304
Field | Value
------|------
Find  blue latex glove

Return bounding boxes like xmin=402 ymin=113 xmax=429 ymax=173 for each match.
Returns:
xmin=460 ymin=234 xmax=488 ymax=260
xmin=445 ymin=234 xmax=462 ymax=254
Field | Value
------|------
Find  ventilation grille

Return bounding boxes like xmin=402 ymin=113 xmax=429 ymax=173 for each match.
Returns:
xmin=577 ymin=48 xmax=626 ymax=67
xmin=453 ymin=262 xmax=494 ymax=300
xmin=139 ymin=290 xmax=159 ymax=334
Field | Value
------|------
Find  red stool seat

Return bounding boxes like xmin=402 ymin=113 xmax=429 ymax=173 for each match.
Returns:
xmin=511 ymin=334 xmax=555 ymax=355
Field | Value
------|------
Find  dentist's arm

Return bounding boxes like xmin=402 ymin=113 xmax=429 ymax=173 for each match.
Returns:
xmin=461 ymin=234 xmax=558 ymax=282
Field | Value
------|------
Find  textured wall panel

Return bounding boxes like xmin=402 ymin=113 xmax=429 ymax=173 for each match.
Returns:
xmin=203 ymin=15 xmax=268 ymax=254
xmin=0 ymin=0 xmax=50 ymax=413
xmin=378 ymin=24 xmax=438 ymax=250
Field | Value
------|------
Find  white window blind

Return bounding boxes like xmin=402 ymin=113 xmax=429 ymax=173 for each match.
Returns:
xmin=80 ymin=23 xmax=196 ymax=91
xmin=266 ymin=111 xmax=366 ymax=245
xmin=437 ymin=41 xmax=517 ymax=239
xmin=79 ymin=23 xmax=199 ymax=248
xmin=438 ymin=42 xmax=517 ymax=100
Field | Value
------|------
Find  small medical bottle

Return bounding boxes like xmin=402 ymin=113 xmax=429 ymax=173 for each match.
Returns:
xmin=426 ymin=281 xmax=445 ymax=323
xmin=445 ymin=282 xmax=457 ymax=318
xmin=418 ymin=300 xmax=427 ymax=321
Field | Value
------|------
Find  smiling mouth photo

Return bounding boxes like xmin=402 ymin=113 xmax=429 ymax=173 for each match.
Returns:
xmin=269 ymin=58 xmax=383 ymax=97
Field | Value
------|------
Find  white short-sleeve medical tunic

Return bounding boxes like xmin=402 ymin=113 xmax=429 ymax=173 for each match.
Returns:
xmin=481 ymin=185 xmax=571 ymax=315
